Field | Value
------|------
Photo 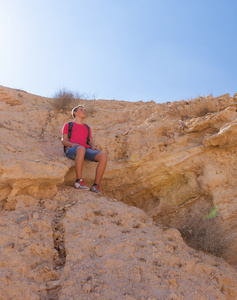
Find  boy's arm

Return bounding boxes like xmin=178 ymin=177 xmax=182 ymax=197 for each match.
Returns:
xmin=61 ymin=134 xmax=78 ymax=148
xmin=88 ymin=137 xmax=99 ymax=151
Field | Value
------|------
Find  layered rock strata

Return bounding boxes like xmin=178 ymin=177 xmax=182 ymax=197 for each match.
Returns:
xmin=1 ymin=86 xmax=237 ymax=263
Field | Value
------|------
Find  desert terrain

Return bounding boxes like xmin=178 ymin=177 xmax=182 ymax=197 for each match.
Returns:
xmin=0 ymin=85 xmax=237 ymax=299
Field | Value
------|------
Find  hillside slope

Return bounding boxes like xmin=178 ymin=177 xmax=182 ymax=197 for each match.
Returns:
xmin=1 ymin=187 xmax=237 ymax=299
xmin=0 ymin=85 xmax=237 ymax=298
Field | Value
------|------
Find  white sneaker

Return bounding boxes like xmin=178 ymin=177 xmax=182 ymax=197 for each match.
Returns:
xmin=74 ymin=179 xmax=89 ymax=190
xmin=90 ymin=184 xmax=102 ymax=194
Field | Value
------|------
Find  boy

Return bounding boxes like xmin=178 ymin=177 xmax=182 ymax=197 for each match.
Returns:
xmin=62 ymin=105 xmax=107 ymax=194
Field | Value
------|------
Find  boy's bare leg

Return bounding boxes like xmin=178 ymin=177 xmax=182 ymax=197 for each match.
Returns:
xmin=75 ymin=146 xmax=86 ymax=179
xmin=94 ymin=152 xmax=107 ymax=185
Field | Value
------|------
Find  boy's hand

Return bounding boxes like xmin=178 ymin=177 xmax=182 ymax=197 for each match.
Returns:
xmin=91 ymin=145 xmax=99 ymax=151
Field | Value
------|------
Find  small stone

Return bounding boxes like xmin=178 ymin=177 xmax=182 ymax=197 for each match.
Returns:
xmin=6 ymin=242 xmax=15 ymax=249
xmin=83 ymin=283 xmax=92 ymax=293
xmin=168 ymin=293 xmax=178 ymax=299
xmin=44 ymin=266 xmax=52 ymax=272
xmin=32 ymin=212 xmax=39 ymax=219
xmin=59 ymin=245 xmax=65 ymax=252
xmin=6 ymin=145 xmax=16 ymax=152
xmin=53 ymin=231 xmax=60 ymax=239
xmin=16 ymin=215 xmax=29 ymax=224
xmin=46 ymin=280 xmax=61 ymax=290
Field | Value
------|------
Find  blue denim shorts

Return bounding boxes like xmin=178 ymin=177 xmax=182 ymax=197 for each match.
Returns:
xmin=65 ymin=146 xmax=101 ymax=162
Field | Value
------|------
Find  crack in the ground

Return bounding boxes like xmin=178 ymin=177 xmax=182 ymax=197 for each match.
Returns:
xmin=45 ymin=200 xmax=76 ymax=300
xmin=53 ymin=208 xmax=67 ymax=269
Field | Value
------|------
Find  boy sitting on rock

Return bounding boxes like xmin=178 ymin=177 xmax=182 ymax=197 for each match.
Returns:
xmin=62 ymin=105 xmax=107 ymax=194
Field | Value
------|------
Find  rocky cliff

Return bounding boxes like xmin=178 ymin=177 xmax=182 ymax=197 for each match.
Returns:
xmin=0 ymin=85 xmax=237 ymax=299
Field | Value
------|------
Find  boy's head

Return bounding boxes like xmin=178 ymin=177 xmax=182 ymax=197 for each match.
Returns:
xmin=72 ymin=105 xmax=85 ymax=118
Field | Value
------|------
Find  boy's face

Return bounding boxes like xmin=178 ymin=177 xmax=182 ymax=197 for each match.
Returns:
xmin=75 ymin=106 xmax=86 ymax=118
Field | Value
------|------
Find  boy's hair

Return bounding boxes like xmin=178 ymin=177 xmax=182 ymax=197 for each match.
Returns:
xmin=72 ymin=105 xmax=84 ymax=118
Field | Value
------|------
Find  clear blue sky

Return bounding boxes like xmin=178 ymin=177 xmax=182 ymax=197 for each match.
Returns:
xmin=0 ymin=0 xmax=237 ymax=103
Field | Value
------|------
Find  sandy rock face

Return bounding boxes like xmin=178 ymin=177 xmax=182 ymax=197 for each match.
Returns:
xmin=59 ymin=188 xmax=237 ymax=300
xmin=1 ymin=188 xmax=236 ymax=299
xmin=0 ymin=195 xmax=57 ymax=299
xmin=1 ymin=85 xmax=237 ymax=297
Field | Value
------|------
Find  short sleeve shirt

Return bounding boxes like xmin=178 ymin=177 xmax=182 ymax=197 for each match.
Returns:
xmin=62 ymin=122 xmax=92 ymax=148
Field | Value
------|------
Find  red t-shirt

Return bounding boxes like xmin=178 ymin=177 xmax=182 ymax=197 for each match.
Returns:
xmin=62 ymin=122 xmax=92 ymax=148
